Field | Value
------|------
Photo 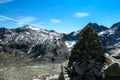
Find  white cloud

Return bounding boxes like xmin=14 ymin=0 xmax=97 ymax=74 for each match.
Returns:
xmin=17 ymin=16 xmax=36 ymax=25
xmin=0 ymin=0 xmax=13 ymax=3
xmin=75 ymin=12 xmax=90 ymax=18
xmin=0 ymin=15 xmax=37 ymax=26
xmin=50 ymin=19 xmax=61 ymax=23
xmin=0 ymin=15 xmax=17 ymax=21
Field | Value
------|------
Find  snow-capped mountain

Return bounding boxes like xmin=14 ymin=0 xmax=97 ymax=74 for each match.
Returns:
xmin=98 ymin=22 xmax=120 ymax=56
xmin=63 ymin=22 xmax=108 ymax=41
xmin=0 ymin=25 xmax=69 ymax=63
xmin=0 ymin=22 xmax=120 ymax=63
xmin=63 ymin=22 xmax=120 ymax=56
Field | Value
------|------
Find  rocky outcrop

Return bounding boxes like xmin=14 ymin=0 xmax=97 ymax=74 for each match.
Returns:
xmin=104 ymin=62 xmax=120 ymax=77
xmin=103 ymin=54 xmax=120 ymax=79
xmin=67 ymin=26 xmax=105 ymax=80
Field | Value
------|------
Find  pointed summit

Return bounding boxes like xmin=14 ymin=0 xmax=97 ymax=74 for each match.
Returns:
xmin=86 ymin=22 xmax=108 ymax=33
xmin=111 ymin=22 xmax=120 ymax=31
xmin=111 ymin=22 xmax=120 ymax=28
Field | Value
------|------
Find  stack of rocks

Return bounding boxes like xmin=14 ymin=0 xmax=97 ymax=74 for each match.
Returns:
xmin=67 ymin=26 xmax=105 ymax=80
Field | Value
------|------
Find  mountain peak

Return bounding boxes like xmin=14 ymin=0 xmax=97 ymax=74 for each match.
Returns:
xmin=111 ymin=22 xmax=120 ymax=31
xmin=22 ymin=25 xmax=39 ymax=31
xmin=86 ymin=22 xmax=108 ymax=33
xmin=49 ymin=30 xmax=56 ymax=32
xmin=87 ymin=22 xmax=98 ymax=26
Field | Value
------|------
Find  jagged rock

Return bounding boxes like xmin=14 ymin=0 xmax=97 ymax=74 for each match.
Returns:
xmin=68 ymin=26 xmax=105 ymax=80
xmin=63 ymin=23 xmax=108 ymax=41
xmin=104 ymin=62 xmax=120 ymax=77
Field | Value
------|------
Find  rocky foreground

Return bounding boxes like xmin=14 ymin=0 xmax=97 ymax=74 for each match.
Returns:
xmin=0 ymin=52 xmax=62 ymax=80
xmin=0 ymin=63 xmax=62 ymax=80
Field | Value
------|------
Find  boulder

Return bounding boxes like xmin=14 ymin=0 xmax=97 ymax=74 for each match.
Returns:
xmin=104 ymin=62 xmax=120 ymax=77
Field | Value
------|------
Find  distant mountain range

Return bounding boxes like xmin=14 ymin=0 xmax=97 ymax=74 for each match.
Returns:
xmin=0 ymin=22 xmax=120 ymax=63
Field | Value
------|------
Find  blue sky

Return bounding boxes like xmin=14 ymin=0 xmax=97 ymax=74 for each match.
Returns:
xmin=0 ymin=0 xmax=120 ymax=33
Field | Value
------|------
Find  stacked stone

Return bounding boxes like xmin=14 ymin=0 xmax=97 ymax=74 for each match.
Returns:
xmin=67 ymin=26 xmax=105 ymax=80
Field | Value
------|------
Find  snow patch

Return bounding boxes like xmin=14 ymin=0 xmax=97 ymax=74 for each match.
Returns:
xmin=37 ymin=55 xmax=41 ymax=58
xmin=111 ymin=48 xmax=120 ymax=55
xmin=40 ymin=34 xmax=46 ymax=37
xmin=65 ymin=41 xmax=76 ymax=48
xmin=26 ymin=32 xmax=30 ymax=34
xmin=73 ymin=30 xmax=80 ymax=36
xmin=25 ymin=26 xmax=39 ymax=30
xmin=98 ymin=29 xmax=115 ymax=36
xmin=108 ymin=29 xmax=115 ymax=35
xmin=50 ymin=32 xmax=60 ymax=36
xmin=98 ymin=31 xmax=106 ymax=36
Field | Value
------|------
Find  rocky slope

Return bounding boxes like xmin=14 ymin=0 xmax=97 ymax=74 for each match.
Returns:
xmin=0 ymin=25 xmax=69 ymax=63
xmin=0 ymin=63 xmax=62 ymax=80
xmin=98 ymin=22 xmax=120 ymax=56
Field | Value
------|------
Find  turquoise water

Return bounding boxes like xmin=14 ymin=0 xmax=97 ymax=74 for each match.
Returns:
xmin=38 ymin=64 xmax=46 ymax=68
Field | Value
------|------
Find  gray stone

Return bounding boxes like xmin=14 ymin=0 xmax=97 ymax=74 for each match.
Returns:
xmin=104 ymin=62 xmax=120 ymax=77
xmin=73 ymin=62 xmax=85 ymax=75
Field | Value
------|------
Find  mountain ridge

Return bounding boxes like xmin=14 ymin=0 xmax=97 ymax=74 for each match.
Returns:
xmin=0 ymin=22 xmax=120 ymax=63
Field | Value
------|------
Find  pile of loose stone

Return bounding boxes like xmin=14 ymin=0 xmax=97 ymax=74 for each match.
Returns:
xmin=67 ymin=26 xmax=105 ymax=80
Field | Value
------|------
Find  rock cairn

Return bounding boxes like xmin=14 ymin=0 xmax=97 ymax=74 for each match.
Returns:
xmin=67 ymin=26 xmax=105 ymax=80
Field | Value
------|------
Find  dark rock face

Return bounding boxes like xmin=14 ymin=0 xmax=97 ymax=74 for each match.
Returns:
xmin=63 ymin=23 xmax=108 ymax=41
xmin=68 ymin=26 xmax=105 ymax=80
xmin=87 ymin=23 xmax=108 ymax=33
